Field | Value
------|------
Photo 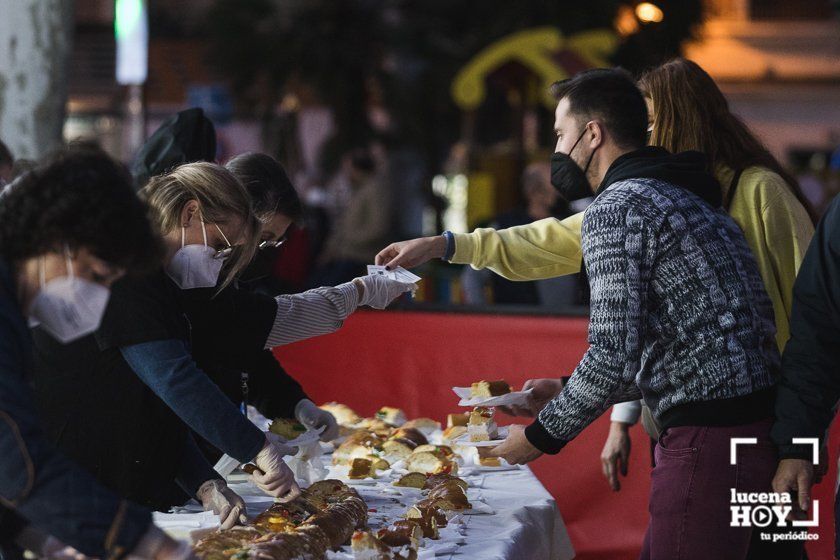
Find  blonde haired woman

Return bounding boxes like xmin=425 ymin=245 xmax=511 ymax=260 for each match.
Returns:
xmin=32 ymin=162 xmax=412 ymax=528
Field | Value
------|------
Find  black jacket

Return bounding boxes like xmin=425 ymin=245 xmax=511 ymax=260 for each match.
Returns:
xmin=771 ymin=195 xmax=840 ymax=459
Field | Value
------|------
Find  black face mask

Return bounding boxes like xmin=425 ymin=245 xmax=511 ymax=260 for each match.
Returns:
xmin=550 ymin=128 xmax=596 ymax=202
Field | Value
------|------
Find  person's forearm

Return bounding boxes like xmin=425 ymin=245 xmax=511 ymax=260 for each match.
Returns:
xmin=2 ymin=418 xmax=151 ymax=557
xmin=175 ymin=433 xmax=222 ymax=499
xmin=120 ymin=340 xmax=265 ymax=463
xmin=525 ymin=346 xmax=642 ymax=454
xmin=248 ymin=352 xmax=309 ymax=419
xmin=772 ymin=344 xmax=840 ymax=459
xmin=264 ymin=282 xmax=360 ymax=348
xmin=451 ymin=213 xmax=584 ymax=281
xmin=0 ymin=355 xmax=151 ymax=558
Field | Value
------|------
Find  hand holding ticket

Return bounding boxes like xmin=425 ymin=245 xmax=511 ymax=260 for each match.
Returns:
xmin=366 ymin=265 xmax=421 ymax=283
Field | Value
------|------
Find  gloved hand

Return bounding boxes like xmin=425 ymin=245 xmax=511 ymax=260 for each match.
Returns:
xmin=129 ymin=525 xmax=196 ymax=560
xmin=251 ymin=438 xmax=301 ymax=502
xmin=295 ymin=398 xmax=339 ymax=441
xmin=354 ymin=274 xmax=415 ymax=309
xmin=196 ymin=479 xmax=247 ymax=529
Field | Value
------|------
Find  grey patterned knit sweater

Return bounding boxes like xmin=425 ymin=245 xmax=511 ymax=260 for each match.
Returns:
xmin=525 ymin=171 xmax=780 ymax=454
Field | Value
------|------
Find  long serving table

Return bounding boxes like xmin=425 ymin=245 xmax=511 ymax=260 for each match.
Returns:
xmin=155 ymin=461 xmax=575 ymax=560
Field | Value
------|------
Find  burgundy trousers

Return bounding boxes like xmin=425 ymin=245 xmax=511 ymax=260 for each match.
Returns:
xmin=639 ymin=418 xmax=778 ymax=560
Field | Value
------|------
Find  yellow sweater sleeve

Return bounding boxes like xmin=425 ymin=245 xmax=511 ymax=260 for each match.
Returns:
xmin=760 ymin=189 xmax=814 ymax=329
xmin=450 ymin=212 xmax=584 ymax=281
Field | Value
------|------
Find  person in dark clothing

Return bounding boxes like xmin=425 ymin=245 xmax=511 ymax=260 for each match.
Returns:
xmin=190 ymin=153 xmax=328 ymax=430
xmin=31 ymin=162 xmax=302 ymax=528
xmin=0 ymin=147 xmax=189 ymax=559
xmin=31 ymin=161 xmax=411 ymax=527
xmin=132 ymin=108 xmax=217 ymax=188
xmin=771 ymin=194 xmax=840 ymax=557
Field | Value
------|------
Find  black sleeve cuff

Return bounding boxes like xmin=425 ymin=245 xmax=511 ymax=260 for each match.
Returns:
xmin=777 ymin=444 xmax=817 ymax=462
xmin=524 ymin=420 xmax=567 ymax=455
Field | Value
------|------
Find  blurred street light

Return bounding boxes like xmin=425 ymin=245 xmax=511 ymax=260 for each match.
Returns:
xmin=636 ymin=2 xmax=664 ymax=24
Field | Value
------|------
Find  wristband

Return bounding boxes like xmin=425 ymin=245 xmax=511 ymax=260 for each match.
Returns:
xmin=441 ymin=231 xmax=455 ymax=262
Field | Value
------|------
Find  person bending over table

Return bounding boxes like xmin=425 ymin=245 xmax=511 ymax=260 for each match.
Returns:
xmin=179 ymin=153 xmax=347 ymax=446
xmin=31 ymin=162 xmax=411 ymax=527
xmin=0 ymin=147 xmax=191 ymax=559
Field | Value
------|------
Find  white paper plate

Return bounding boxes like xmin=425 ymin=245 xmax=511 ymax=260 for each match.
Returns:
xmin=451 ymin=426 xmax=509 ymax=447
xmin=453 ymin=386 xmax=533 ymax=407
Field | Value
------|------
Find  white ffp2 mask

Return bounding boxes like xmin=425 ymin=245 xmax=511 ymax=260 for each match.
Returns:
xmin=165 ymin=221 xmax=224 ymax=289
xmin=28 ymin=247 xmax=110 ymax=344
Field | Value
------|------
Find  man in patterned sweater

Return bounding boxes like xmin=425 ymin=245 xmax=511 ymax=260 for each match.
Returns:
xmin=485 ymin=69 xmax=781 ymax=558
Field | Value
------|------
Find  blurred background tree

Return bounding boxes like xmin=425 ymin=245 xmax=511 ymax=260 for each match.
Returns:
xmin=200 ymin=0 xmax=703 ymax=169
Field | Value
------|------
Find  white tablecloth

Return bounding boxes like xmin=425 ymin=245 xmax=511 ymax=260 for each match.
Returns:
xmin=156 ymin=464 xmax=574 ymax=560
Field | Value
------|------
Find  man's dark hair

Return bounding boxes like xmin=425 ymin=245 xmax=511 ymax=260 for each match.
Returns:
xmin=551 ymin=68 xmax=648 ymax=150
xmin=225 ymin=152 xmax=303 ymax=222
xmin=0 ymin=146 xmax=163 ymax=273
xmin=0 ymin=140 xmax=13 ymax=167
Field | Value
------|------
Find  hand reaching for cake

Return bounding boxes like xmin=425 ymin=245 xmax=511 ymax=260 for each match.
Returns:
xmin=197 ymin=479 xmax=247 ymax=529
xmin=295 ymin=398 xmax=340 ymax=441
xmin=478 ymin=424 xmax=542 ymax=465
xmin=499 ymin=378 xmax=564 ymax=417
xmin=252 ymin=439 xmax=302 ymax=501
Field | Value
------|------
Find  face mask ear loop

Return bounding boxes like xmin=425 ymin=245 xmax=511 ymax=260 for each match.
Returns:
xmin=200 ymin=220 xmax=208 ymax=247
xmin=63 ymin=244 xmax=75 ymax=279
xmin=567 ymin=127 xmax=588 ymax=157
xmin=214 ymin=223 xmax=232 ymax=249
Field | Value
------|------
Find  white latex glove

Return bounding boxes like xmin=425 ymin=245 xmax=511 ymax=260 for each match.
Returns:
xmin=251 ymin=439 xmax=301 ymax=501
xmin=196 ymin=479 xmax=247 ymax=529
xmin=295 ymin=398 xmax=339 ymax=441
xmin=129 ymin=525 xmax=196 ymax=560
xmin=355 ymin=274 xmax=415 ymax=309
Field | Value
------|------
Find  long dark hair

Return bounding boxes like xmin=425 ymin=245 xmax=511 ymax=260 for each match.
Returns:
xmin=639 ymin=58 xmax=816 ymax=224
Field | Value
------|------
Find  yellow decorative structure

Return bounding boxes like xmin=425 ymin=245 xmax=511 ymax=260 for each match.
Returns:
xmin=451 ymin=27 xmax=617 ymax=110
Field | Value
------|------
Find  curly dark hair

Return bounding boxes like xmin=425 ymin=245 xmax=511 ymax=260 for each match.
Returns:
xmin=0 ymin=146 xmax=164 ymax=272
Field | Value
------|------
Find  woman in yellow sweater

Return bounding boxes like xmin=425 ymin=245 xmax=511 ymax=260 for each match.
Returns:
xmin=375 ymin=57 xmax=814 ymax=489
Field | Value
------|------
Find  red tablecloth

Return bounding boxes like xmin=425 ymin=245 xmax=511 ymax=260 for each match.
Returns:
xmin=274 ymin=310 xmax=835 ymax=559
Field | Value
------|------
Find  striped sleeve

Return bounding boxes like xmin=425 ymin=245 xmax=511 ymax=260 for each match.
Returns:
xmin=264 ymin=282 xmax=360 ymax=348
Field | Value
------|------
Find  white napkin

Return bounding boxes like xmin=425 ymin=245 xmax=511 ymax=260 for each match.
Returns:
xmin=286 ymin=440 xmax=328 ymax=486
xmin=153 ymin=510 xmax=218 ymax=529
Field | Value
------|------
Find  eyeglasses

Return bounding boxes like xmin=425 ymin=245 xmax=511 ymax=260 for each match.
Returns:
xmin=258 ymin=236 xmax=287 ymax=250
xmin=212 ymin=223 xmax=234 ymax=260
